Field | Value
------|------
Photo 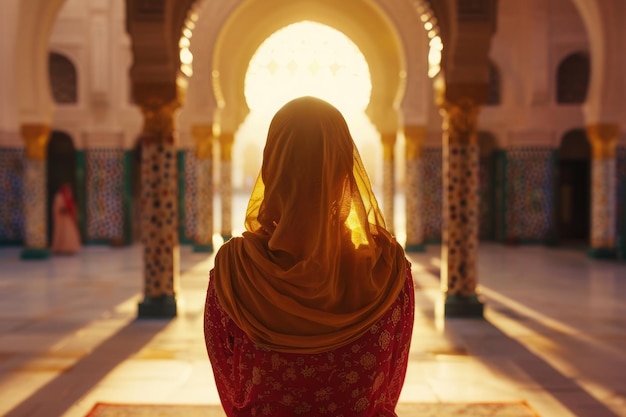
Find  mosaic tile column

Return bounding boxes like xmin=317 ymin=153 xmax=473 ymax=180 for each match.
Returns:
xmin=381 ymin=133 xmax=396 ymax=234
xmin=423 ymin=148 xmax=443 ymax=242
xmin=404 ymin=125 xmax=426 ymax=252
xmin=20 ymin=124 xmax=50 ymax=260
xmin=192 ymin=125 xmax=214 ymax=252
xmin=587 ymin=124 xmax=619 ymax=258
xmin=440 ymin=98 xmax=483 ymax=317
xmin=219 ymin=133 xmax=233 ymax=241
xmin=137 ymin=98 xmax=180 ymax=318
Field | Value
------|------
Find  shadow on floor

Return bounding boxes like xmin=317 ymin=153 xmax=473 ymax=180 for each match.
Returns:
xmin=5 ymin=319 xmax=169 ymax=417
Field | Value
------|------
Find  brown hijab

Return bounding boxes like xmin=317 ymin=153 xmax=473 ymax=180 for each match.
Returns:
xmin=213 ymin=96 xmax=406 ymax=353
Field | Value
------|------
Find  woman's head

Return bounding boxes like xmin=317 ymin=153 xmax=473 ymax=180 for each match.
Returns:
xmin=214 ymin=100 xmax=406 ymax=353
xmin=249 ymin=97 xmax=354 ymax=242
xmin=244 ymin=95 xmax=388 ymax=259
xmin=262 ymin=97 xmax=353 ymax=201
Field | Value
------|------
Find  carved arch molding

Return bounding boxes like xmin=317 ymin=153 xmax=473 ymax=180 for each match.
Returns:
xmin=125 ymin=0 xmax=498 ymax=104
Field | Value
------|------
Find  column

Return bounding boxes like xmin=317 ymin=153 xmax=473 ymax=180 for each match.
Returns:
xmin=192 ymin=124 xmax=214 ymax=252
xmin=587 ymin=123 xmax=619 ymax=258
xmin=404 ymin=125 xmax=426 ymax=252
xmin=136 ymin=97 xmax=180 ymax=318
xmin=219 ymin=133 xmax=234 ymax=241
xmin=440 ymin=97 xmax=483 ymax=317
xmin=381 ymin=133 xmax=396 ymax=234
xmin=20 ymin=124 xmax=50 ymax=260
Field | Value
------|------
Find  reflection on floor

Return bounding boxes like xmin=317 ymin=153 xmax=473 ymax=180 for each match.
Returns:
xmin=0 ymin=243 xmax=625 ymax=417
xmin=83 ymin=401 xmax=540 ymax=417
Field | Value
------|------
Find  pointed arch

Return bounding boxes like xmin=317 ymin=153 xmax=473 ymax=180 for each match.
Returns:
xmin=556 ymin=52 xmax=590 ymax=105
xmin=48 ymin=52 xmax=78 ymax=104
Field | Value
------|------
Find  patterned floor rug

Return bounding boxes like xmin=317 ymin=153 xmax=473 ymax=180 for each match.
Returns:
xmin=86 ymin=402 xmax=540 ymax=417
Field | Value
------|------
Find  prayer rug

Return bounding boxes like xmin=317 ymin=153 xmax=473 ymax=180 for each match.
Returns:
xmin=85 ymin=401 xmax=540 ymax=416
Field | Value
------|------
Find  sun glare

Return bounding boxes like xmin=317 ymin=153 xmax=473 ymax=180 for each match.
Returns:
xmin=234 ymin=21 xmax=381 ymax=190
xmin=245 ymin=21 xmax=371 ymax=116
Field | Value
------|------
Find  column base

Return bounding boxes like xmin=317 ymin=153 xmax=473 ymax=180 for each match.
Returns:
xmin=444 ymin=294 xmax=484 ymax=319
xmin=405 ymin=243 xmax=426 ymax=253
xmin=587 ymin=247 xmax=617 ymax=259
xmin=20 ymin=248 xmax=50 ymax=260
xmin=193 ymin=243 xmax=214 ymax=253
xmin=137 ymin=295 xmax=177 ymax=319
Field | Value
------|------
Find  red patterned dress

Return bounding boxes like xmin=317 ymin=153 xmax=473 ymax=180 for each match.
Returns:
xmin=204 ymin=265 xmax=415 ymax=417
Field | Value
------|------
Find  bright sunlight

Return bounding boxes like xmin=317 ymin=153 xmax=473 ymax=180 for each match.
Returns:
xmin=233 ymin=21 xmax=382 ymax=190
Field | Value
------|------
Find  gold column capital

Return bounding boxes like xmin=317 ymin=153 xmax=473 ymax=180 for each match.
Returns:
xmin=134 ymin=82 xmax=182 ymax=143
xmin=404 ymin=125 xmax=426 ymax=160
xmin=586 ymin=123 xmax=619 ymax=159
xmin=139 ymin=97 xmax=180 ymax=143
xmin=381 ymin=133 xmax=397 ymax=161
xmin=21 ymin=124 xmax=50 ymax=160
xmin=219 ymin=133 xmax=234 ymax=161
xmin=440 ymin=97 xmax=480 ymax=146
xmin=192 ymin=124 xmax=214 ymax=160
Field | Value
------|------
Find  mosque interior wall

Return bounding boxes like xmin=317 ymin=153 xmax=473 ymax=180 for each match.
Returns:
xmin=0 ymin=0 xmax=625 ymax=249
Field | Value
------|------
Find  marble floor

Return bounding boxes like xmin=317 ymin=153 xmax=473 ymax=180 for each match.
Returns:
xmin=0 ymin=242 xmax=625 ymax=417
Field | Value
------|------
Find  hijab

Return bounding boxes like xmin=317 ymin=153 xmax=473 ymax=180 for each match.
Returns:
xmin=213 ymin=96 xmax=407 ymax=353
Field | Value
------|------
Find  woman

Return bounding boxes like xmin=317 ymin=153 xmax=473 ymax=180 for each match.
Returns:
xmin=51 ymin=183 xmax=81 ymax=254
xmin=204 ymin=97 xmax=415 ymax=416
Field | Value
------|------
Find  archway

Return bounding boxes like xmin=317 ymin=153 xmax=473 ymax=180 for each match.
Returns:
xmin=558 ymin=129 xmax=591 ymax=244
xmin=556 ymin=51 xmax=590 ymax=105
xmin=212 ymin=0 xmax=405 ymax=136
xmin=46 ymin=131 xmax=79 ymax=244
xmin=211 ymin=0 xmax=406 ymax=237
xmin=235 ymin=20 xmax=379 ymax=190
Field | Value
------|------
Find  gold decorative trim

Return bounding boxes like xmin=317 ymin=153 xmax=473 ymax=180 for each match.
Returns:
xmin=219 ymin=133 xmax=234 ymax=161
xmin=192 ymin=124 xmax=214 ymax=160
xmin=441 ymin=97 xmax=480 ymax=146
xmin=587 ymin=123 xmax=619 ymax=159
xmin=132 ymin=82 xmax=182 ymax=143
xmin=404 ymin=125 xmax=426 ymax=160
xmin=140 ymin=98 xmax=180 ymax=142
xmin=381 ymin=133 xmax=396 ymax=161
xmin=21 ymin=124 xmax=50 ymax=160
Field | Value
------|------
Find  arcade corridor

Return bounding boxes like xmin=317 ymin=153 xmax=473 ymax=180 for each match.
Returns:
xmin=0 ymin=242 xmax=625 ymax=417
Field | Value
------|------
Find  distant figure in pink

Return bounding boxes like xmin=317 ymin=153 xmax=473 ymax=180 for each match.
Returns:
xmin=51 ymin=183 xmax=81 ymax=254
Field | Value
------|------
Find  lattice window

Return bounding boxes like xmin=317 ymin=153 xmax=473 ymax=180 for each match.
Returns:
xmin=49 ymin=52 xmax=78 ymax=104
xmin=557 ymin=52 xmax=590 ymax=104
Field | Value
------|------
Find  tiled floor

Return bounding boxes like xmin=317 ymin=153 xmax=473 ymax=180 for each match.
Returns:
xmin=0 ymin=242 xmax=625 ymax=417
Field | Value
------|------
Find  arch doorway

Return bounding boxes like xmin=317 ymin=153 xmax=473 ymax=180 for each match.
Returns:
xmin=558 ymin=129 xmax=590 ymax=244
xmin=46 ymin=131 xmax=79 ymax=244
xmin=235 ymin=20 xmax=380 ymax=190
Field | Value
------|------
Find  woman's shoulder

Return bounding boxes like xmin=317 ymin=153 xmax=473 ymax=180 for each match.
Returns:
xmin=215 ymin=236 xmax=244 ymax=257
xmin=217 ymin=233 xmax=268 ymax=256
xmin=213 ymin=234 xmax=258 ymax=271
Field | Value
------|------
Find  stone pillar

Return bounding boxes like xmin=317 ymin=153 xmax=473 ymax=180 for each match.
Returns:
xmin=404 ymin=125 xmax=426 ymax=252
xmin=440 ymin=97 xmax=483 ymax=317
xmin=20 ymin=124 xmax=50 ymax=260
xmin=192 ymin=124 xmax=214 ymax=252
xmin=587 ymin=123 xmax=619 ymax=258
xmin=219 ymin=133 xmax=234 ymax=240
xmin=381 ymin=133 xmax=396 ymax=233
xmin=136 ymin=96 xmax=180 ymax=318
